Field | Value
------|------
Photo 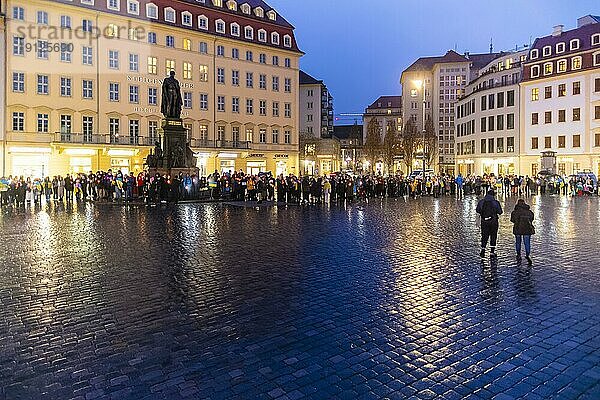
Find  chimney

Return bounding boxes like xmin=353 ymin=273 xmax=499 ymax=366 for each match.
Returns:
xmin=552 ymin=24 xmax=564 ymax=37
xmin=464 ymin=51 xmax=470 ymax=59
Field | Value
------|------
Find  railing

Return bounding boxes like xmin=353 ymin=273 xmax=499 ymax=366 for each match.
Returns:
xmin=189 ymin=138 xmax=251 ymax=149
xmin=54 ymin=132 xmax=155 ymax=146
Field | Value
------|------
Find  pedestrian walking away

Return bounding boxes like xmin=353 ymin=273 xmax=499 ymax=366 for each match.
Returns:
xmin=476 ymin=190 xmax=503 ymax=258
xmin=511 ymin=199 xmax=535 ymax=264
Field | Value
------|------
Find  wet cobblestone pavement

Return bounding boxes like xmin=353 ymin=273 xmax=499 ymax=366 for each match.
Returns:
xmin=1 ymin=195 xmax=599 ymax=400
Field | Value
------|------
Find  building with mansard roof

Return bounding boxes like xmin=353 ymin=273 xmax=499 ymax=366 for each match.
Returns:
xmin=1 ymin=0 xmax=302 ymax=178
xmin=520 ymin=15 xmax=600 ymax=177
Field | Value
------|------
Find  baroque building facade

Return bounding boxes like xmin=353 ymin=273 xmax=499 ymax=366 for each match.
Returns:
xmin=1 ymin=0 xmax=302 ymax=178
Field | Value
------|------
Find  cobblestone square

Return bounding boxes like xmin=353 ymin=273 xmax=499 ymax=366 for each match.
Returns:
xmin=0 ymin=196 xmax=599 ymax=399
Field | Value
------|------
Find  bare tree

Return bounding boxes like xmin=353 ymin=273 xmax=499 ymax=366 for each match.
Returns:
xmin=424 ymin=115 xmax=437 ymax=170
xmin=382 ymin=119 xmax=400 ymax=174
xmin=400 ymin=119 xmax=418 ymax=174
xmin=363 ymin=118 xmax=381 ymax=172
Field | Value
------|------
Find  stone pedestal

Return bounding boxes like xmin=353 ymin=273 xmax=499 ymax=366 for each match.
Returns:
xmin=145 ymin=118 xmax=199 ymax=177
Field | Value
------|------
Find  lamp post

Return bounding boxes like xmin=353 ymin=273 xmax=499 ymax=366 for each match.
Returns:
xmin=413 ymin=79 xmax=427 ymax=185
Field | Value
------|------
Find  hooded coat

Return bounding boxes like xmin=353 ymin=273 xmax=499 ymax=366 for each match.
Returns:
xmin=510 ymin=202 xmax=535 ymax=236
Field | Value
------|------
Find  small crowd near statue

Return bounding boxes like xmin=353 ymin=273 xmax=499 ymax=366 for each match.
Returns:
xmin=0 ymin=170 xmax=598 ymax=207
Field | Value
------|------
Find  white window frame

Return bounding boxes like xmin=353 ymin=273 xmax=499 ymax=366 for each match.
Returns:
xmin=226 ymin=0 xmax=237 ymax=11
xmin=283 ymin=35 xmax=292 ymax=48
xmin=198 ymin=15 xmax=208 ymax=30
xmin=107 ymin=0 xmax=120 ymax=11
xmin=164 ymin=7 xmax=176 ymax=23
xmin=557 ymin=59 xmax=567 ymax=73
xmin=530 ymin=49 xmax=539 ymax=59
xmin=182 ymin=11 xmax=192 ymax=27
xmin=267 ymin=10 xmax=276 ymax=21
xmin=570 ymin=39 xmax=580 ymax=51
xmin=531 ymin=65 xmax=540 ymax=78
xmin=230 ymin=22 xmax=240 ymax=37
xmin=571 ymin=56 xmax=582 ymax=70
xmin=146 ymin=3 xmax=158 ymax=19
xmin=216 ymin=19 xmax=225 ymax=33
xmin=543 ymin=62 xmax=553 ymax=76
xmin=258 ymin=29 xmax=267 ymax=42
xmin=127 ymin=0 xmax=139 ymax=15
xmin=244 ymin=26 xmax=254 ymax=40
xmin=556 ymin=42 xmax=565 ymax=53
xmin=271 ymin=32 xmax=280 ymax=45
xmin=241 ymin=3 xmax=250 ymax=14
xmin=594 ymin=51 xmax=600 ymax=66
xmin=542 ymin=46 xmax=551 ymax=56
xmin=593 ymin=34 xmax=600 ymax=46
xmin=254 ymin=7 xmax=264 ymax=18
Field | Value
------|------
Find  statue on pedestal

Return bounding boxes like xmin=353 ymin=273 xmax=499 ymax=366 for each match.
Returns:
xmin=145 ymin=71 xmax=197 ymax=173
xmin=161 ymin=71 xmax=183 ymax=119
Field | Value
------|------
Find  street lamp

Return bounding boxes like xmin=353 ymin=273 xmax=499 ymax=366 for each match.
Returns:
xmin=413 ymin=79 xmax=427 ymax=182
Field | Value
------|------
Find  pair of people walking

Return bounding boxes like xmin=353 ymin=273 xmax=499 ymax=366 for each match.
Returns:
xmin=476 ymin=190 xmax=535 ymax=264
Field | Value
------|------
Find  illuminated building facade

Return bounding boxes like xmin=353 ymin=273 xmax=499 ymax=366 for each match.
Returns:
xmin=1 ymin=0 xmax=302 ymax=178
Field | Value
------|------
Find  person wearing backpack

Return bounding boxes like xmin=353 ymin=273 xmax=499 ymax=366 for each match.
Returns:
xmin=511 ymin=199 xmax=535 ymax=264
xmin=476 ymin=190 xmax=503 ymax=258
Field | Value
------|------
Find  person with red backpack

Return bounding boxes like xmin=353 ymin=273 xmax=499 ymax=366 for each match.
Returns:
xmin=476 ymin=190 xmax=503 ymax=258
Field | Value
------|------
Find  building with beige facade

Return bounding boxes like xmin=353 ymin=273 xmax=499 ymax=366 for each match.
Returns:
xmin=1 ymin=0 xmax=302 ymax=178
xmin=362 ymin=95 xmax=402 ymax=174
xmin=400 ymin=50 xmax=503 ymax=174
xmin=455 ymin=50 xmax=528 ymax=176
xmin=520 ymin=16 xmax=600 ymax=177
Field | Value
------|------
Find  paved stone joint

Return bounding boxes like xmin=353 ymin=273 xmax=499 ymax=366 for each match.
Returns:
xmin=0 ymin=196 xmax=599 ymax=400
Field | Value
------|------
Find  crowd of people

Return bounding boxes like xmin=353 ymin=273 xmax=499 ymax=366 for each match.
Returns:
xmin=0 ymin=170 xmax=597 ymax=207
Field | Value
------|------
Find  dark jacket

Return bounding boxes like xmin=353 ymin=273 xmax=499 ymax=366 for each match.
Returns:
xmin=511 ymin=203 xmax=535 ymax=235
xmin=476 ymin=194 xmax=503 ymax=223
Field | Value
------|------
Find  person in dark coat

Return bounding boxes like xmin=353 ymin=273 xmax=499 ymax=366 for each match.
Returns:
xmin=511 ymin=199 xmax=535 ymax=264
xmin=476 ymin=190 xmax=503 ymax=258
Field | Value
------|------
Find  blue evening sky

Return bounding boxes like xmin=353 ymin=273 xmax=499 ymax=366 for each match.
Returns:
xmin=269 ymin=0 xmax=599 ymax=123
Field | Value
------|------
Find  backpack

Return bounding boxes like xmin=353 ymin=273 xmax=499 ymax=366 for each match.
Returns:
xmin=481 ymin=200 xmax=496 ymax=221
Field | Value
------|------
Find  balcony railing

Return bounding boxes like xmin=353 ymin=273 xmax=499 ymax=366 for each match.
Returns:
xmin=189 ymin=139 xmax=251 ymax=149
xmin=54 ymin=132 xmax=155 ymax=146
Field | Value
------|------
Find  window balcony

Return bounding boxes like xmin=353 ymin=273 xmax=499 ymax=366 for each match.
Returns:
xmin=53 ymin=133 xmax=154 ymax=146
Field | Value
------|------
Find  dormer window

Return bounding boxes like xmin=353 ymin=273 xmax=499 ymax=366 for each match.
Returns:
xmin=542 ymin=46 xmax=551 ymax=56
xmin=267 ymin=10 xmax=276 ymax=21
xmin=182 ymin=12 xmax=192 ymax=27
xmin=164 ymin=7 xmax=176 ymax=23
xmin=593 ymin=34 xmax=600 ymax=46
xmin=198 ymin=15 xmax=208 ymax=30
xmin=127 ymin=0 xmax=139 ymax=15
xmin=271 ymin=32 xmax=280 ymax=45
xmin=216 ymin=19 xmax=225 ymax=33
xmin=556 ymin=42 xmax=565 ymax=53
xmin=543 ymin=62 xmax=553 ymax=75
xmin=107 ymin=0 xmax=120 ymax=11
xmin=230 ymin=23 xmax=240 ymax=36
xmin=241 ymin=3 xmax=250 ymax=14
xmin=146 ymin=3 xmax=158 ymax=19
xmin=531 ymin=65 xmax=540 ymax=78
xmin=254 ymin=7 xmax=264 ymax=18
xmin=258 ymin=29 xmax=266 ymax=42
xmin=570 ymin=39 xmax=580 ymax=51
xmin=557 ymin=59 xmax=567 ymax=72
xmin=227 ymin=0 xmax=237 ymax=11
xmin=283 ymin=35 xmax=291 ymax=48
xmin=244 ymin=26 xmax=253 ymax=40
xmin=213 ymin=0 xmax=223 ymax=6
xmin=530 ymin=49 xmax=539 ymax=59
xmin=571 ymin=56 xmax=582 ymax=70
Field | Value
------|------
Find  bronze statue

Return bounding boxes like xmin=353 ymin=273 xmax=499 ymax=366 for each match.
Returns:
xmin=161 ymin=71 xmax=183 ymax=119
